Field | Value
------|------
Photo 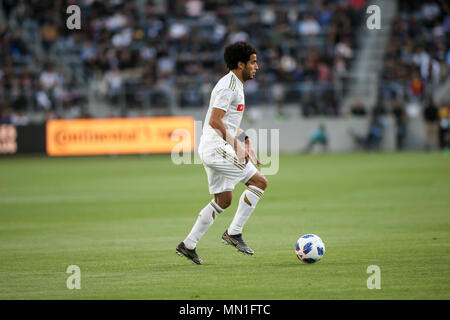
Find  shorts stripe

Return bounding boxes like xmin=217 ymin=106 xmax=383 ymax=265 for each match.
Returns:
xmin=215 ymin=148 xmax=245 ymax=170
xmin=217 ymin=150 xmax=245 ymax=170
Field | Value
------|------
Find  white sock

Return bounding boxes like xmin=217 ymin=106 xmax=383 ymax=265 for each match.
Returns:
xmin=184 ymin=199 xmax=224 ymax=249
xmin=228 ymin=185 xmax=264 ymax=236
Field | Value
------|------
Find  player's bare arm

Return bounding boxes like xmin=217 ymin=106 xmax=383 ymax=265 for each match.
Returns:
xmin=209 ymin=107 xmax=249 ymax=163
xmin=245 ymin=139 xmax=260 ymax=166
xmin=236 ymin=127 xmax=261 ymax=167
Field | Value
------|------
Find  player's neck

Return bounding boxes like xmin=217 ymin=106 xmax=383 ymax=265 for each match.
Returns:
xmin=231 ymin=70 xmax=244 ymax=85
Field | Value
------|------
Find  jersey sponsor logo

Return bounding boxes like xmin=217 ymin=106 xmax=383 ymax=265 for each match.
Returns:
xmin=237 ymin=104 xmax=244 ymax=111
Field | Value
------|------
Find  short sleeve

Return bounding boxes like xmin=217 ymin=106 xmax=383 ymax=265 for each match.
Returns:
xmin=212 ymin=88 xmax=234 ymax=112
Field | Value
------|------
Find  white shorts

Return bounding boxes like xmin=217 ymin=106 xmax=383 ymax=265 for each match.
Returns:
xmin=198 ymin=140 xmax=258 ymax=195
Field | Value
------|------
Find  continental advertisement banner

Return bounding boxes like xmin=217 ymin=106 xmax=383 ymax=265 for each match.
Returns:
xmin=46 ymin=117 xmax=195 ymax=156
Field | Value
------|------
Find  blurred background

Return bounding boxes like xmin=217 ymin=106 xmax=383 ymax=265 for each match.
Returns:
xmin=0 ymin=0 xmax=449 ymax=154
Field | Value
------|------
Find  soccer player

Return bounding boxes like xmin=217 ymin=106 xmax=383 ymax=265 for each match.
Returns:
xmin=176 ymin=41 xmax=268 ymax=264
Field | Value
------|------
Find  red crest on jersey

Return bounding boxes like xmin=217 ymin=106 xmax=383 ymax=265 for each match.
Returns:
xmin=237 ymin=104 xmax=244 ymax=111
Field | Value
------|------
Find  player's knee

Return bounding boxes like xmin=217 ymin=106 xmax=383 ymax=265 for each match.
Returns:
xmin=218 ymin=198 xmax=232 ymax=209
xmin=215 ymin=194 xmax=232 ymax=209
xmin=247 ymin=173 xmax=268 ymax=191
xmin=259 ymin=175 xmax=268 ymax=190
xmin=251 ymin=175 xmax=268 ymax=191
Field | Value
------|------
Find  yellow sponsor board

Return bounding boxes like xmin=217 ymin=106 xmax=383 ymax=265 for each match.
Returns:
xmin=46 ymin=117 xmax=195 ymax=156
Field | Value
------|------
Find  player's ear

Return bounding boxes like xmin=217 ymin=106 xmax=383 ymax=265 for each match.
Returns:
xmin=238 ymin=61 xmax=245 ymax=70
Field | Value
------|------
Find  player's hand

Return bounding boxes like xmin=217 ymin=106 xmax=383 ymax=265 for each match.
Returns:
xmin=235 ymin=141 xmax=248 ymax=164
xmin=246 ymin=140 xmax=261 ymax=167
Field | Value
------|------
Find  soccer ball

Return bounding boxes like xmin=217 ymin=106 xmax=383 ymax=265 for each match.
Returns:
xmin=295 ymin=234 xmax=325 ymax=263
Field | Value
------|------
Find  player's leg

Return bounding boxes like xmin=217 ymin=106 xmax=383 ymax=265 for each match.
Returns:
xmin=228 ymin=171 xmax=267 ymax=235
xmin=177 ymin=195 xmax=226 ymax=265
xmin=214 ymin=190 xmax=232 ymax=209
xmin=223 ymin=170 xmax=268 ymax=255
xmin=177 ymin=158 xmax=234 ymax=264
xmin=195 ymin=142 xmax=265 ymax=255
xmin=183 ymin=190 xmax=232 ymax=249
xmin=245 ymin=171 xmax=268 ymax=190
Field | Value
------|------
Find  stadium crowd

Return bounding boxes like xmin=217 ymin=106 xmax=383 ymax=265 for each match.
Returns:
xmin=380 ymin=0 xmax=449 ymax=102
xmin=0 ymin=0 xmax=448 ymax=150
xmin=0 ymin=0 xmax=366 ymax=121
xmin=384 ymin=0 xmax=449 ymax=150
xmin=349 ymin=0 xmax=450 ymax=150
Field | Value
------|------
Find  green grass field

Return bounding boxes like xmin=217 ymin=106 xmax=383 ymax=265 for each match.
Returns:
xmin=0 ymin=152 xmax=449 ymax=299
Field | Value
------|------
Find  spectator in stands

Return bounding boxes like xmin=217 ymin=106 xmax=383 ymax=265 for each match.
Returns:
xmin=185 ymin=0 xmax=203 ymax=18
xmin=423 ymin=96 xmax=440 ymax=150
xmin=373 ymin=100 xmax=387 ymax=118
xmin=9 ymin=29 xmax=28 ymax=58
xmin=40 ymin=18 xmax=59 ymax=52
xmin=11 ymin=110 xmax=29 ymax=126
xmin=349 ymin=108 xmax=385 ymax=150
xmin=422 ymin=0 xmax=441 ymax=26
xmin=391 ymin=96 xmax=407 ymax=150
xmin=335 ymin=37 xmax=354 ymax=60
xmin=349 ymin=97 xmax=367 ymax=117
xmin=272 ymin=83 xmax=286 ymax=120
xmin=0 ymin=108 xmax=12 ymax=124
xmin=39 ymin=62 xmax=60 ymax=92
xmin=409 ymin=70 xmax=425 ymax=101
xmin=38 ymin=61 xmax=64 ymax=110
xmin=298 ymin=12 xmax=321 ymax=36
xmin=438 ymin=102 xmax=450 ymax=150
xmin=105 ymin=66 xmax=123 ymax=105
xmin=302 ymin=123 xmax=329 ymax=153
xmin=302 ymin=93 xmax=319 ymax=117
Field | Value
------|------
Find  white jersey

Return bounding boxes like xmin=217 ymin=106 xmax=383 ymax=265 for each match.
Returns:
xmin=200 ymin=71 xmax=245 ymax=148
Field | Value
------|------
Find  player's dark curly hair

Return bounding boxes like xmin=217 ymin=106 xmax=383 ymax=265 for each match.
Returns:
xmin=224 ymin=41 xmax=257 ymax=70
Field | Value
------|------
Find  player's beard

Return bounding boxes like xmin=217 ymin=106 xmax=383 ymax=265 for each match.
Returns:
xmin=244 ymin=68 xmax=254 ymax=81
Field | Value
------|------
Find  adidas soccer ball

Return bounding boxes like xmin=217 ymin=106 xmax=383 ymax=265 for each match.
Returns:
xmin=295 ymin=234 xmax=325 ymax=263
